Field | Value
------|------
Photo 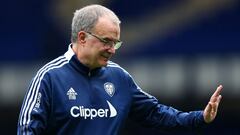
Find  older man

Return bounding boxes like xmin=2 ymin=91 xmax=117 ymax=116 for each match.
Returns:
xmin=18 ymin=4 xmax=222 ymax=135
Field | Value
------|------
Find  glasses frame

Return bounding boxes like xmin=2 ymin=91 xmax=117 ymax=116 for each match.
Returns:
xmin=85 ymin=32 xmax=122 ymax=50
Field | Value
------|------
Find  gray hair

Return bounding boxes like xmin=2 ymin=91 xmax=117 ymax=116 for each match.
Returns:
xmin=71 ymin=4 xmax=121 ymax=43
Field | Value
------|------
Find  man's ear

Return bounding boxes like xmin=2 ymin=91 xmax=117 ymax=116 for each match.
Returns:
xmin=77 ymin=31 xmax=87 ymax=44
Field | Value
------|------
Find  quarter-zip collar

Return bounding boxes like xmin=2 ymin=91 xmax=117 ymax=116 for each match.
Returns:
xmin=64 ymin=44 xmax=103 ymax=76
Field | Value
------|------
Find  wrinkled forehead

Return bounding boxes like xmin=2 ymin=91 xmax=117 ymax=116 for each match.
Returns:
xmin=92 ymin=16 xmax=121 ymax=39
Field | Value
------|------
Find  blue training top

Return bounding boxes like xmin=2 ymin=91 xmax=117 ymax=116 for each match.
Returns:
xmin=18 ymin=45 xmax=206 ymax=135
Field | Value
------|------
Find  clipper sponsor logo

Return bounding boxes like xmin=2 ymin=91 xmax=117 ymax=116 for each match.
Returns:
xmin=70 ymin=100 xmax=117 ymax=119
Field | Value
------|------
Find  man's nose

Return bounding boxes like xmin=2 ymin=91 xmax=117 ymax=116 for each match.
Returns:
xmin=107 ymin=46 xmax=116 ymax=54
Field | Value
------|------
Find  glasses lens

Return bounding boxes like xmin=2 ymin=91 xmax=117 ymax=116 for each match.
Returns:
xmin=114 ymin=42 xmax=122 ymax=50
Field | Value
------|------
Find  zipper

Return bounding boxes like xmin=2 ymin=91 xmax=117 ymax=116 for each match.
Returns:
xmin=88 ymin=71 xmax=91 ymax=77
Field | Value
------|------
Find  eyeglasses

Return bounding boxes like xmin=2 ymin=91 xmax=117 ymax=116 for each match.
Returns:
xmin=86 ymin=32 xmax=122 ymax=50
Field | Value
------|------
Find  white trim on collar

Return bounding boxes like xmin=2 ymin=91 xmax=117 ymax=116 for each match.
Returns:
xmin=64 ymin=43 xmax=75 ymax=61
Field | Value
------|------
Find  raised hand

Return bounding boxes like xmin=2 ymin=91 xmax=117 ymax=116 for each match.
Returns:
xmin=203 ymin=85 xmax=223 ymax=123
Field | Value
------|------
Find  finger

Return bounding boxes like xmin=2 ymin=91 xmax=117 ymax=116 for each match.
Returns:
xmin=210 ymin=102 xmax=217 ymax=113
xmin=212 ymin=94 xmax=222 ymax=105
xmin=216 ymin=95 xmax=222 ymax=103
xmin=205 ymin=102 xmax=213 ymax=114
xmin=211 ymin=95 xmax=222 ymax=112
xmin=210 ymin=85 xmax=223 ymax=102
xmin=212 ymin=85 xmax=223 ymax=97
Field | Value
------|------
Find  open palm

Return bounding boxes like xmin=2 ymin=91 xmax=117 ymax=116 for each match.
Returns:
xmin=203 ymin=85 xmax=223 ymax=123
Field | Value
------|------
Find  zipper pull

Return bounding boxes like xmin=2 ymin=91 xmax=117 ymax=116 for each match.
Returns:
xmin=88 ymin=72 xmax=91 ymax=77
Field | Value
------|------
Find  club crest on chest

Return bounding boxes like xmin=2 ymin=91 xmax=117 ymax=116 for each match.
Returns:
xmin=104 ymin=82 xmax=115 ymax=97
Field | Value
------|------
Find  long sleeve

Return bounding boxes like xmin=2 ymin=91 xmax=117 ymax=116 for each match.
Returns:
xmin=127 ymin=74 xmax=206 ymax=130
xmin=17 ymin=73 xmax=51 ymax=135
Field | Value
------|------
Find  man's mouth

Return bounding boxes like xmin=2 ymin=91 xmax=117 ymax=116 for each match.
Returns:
xmin=101 ymin=53 xmax=111 ymax=60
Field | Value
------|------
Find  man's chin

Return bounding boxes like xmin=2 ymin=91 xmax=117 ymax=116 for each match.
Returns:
xmin=101 ymin=60 xmax=108 ymax=67
xmin=97 ymin=60 xmax=108 ymax=68
xmin=101 ymin=56 xmax=110 ymax=64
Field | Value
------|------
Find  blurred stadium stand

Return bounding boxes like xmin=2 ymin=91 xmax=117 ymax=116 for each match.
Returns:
xmin=0 ymin=0 xmax=240 ymax=134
